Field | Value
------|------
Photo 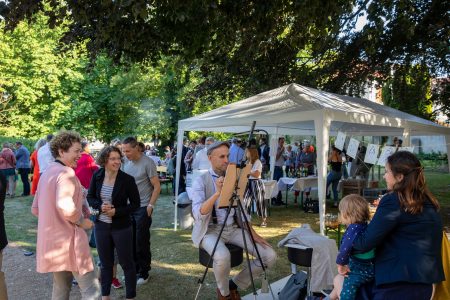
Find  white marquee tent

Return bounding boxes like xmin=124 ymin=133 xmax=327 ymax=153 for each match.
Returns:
xmin=174 ymin=83 xmax=450 ymax=232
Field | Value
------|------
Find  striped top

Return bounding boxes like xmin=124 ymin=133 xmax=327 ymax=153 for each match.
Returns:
xmin=99 ymin=184 xmax=114 ymax=223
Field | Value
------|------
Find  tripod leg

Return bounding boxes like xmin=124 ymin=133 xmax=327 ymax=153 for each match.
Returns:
xmin=236 ymin=199 xmax=277 ymax=300
xmin=195 ymin=202 xmax=233 ymax=300
xmin=236 ymin=199 xmax=267 ymax=274
xmin=236 ymin=202 xmax=258 ymax=296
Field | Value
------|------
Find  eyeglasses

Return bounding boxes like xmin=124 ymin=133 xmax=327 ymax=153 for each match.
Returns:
xmin=108 ymin=157 xmax=122 ymax=162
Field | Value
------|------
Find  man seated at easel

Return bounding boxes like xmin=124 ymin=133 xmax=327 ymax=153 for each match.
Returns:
xmin=191 ymin=141 xmax=277 ymax=300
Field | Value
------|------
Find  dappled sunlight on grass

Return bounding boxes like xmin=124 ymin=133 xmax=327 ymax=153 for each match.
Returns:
xmin=4 ymin=174 xmax=449 ymax=299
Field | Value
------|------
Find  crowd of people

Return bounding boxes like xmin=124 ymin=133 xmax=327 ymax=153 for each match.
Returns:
xmin=0 ymin=132 xmax=447 ymax=300
xmin=10 ymin=131 xmax=162 ymax=300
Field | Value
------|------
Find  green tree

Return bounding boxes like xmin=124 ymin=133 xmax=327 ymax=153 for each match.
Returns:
xmin=382 ymin=64 xmax=433 ymax=119
xmin=0 ymin=11 xmax=87 ymax=138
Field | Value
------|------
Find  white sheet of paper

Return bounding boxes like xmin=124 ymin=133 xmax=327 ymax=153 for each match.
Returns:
xmin=377 ymin=146 xmax=396 ymax=166
xmin=335 ymin=131 xmax=346 ymax=150
xmin=364 ymin=144 xmax=380 ymax=164
xmin=346 ymin=138 xmax=360 ymax=159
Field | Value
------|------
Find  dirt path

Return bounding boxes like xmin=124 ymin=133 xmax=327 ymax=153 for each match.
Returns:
xmin=3 ymin=242 xmax=124 ymax=300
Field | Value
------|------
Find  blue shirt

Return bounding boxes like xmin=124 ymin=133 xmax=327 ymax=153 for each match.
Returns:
xmin=229 ymin=143 xmax=245 ymax=165
xmin=336 ymin=223 xmax=368 ymax=265
xmin=15 ymin=145 xmax=30 ymax=169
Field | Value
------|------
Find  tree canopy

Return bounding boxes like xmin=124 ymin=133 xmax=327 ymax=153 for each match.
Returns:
xmin=0 ymin=0 xmax=448 ymax=141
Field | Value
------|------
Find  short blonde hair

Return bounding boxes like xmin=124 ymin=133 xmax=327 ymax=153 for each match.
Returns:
xmin=338 ymin=194 xmax=370 ymax=224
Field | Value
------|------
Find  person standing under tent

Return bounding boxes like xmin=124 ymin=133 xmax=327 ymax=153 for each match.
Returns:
xmin=296 ymin=141 xmax=316 ymax=201
xmin=229 ymin=138 xmax=245 ymax=165
xmin=184 ymin=140 xmax=197 ymax=172
xmin=243 ymin=147 xmax=267 ymax=227
xmin=257 ymin=137 xmax=270 ymax=179
xmin=327 ymin=146 xmax=342 ymax=207
xmin=272 ymin=137 xmax=286 ymax=206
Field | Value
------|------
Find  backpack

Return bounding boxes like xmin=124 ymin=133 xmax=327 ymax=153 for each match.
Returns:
xmin=278 ymin=272 xmax=308 ymax=300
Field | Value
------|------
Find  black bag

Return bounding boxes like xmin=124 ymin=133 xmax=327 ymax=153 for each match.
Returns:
xmin=303 ymin=198 xmax=319 ymax=214
xmin=278 ymin=272 xmax=308 ymax=300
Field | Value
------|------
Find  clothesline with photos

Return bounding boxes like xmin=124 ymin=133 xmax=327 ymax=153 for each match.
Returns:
xmin=334 ymin=131 xmax=414 ymax=167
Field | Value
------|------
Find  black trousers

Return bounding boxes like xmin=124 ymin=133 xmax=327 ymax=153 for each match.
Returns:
xmin=132 ymin=207 xmax=152 ymax=278
xmin=95 ymin=221 xmax=136 ymax=298
xmin=17 ymin=168 xmax=30 ymax=196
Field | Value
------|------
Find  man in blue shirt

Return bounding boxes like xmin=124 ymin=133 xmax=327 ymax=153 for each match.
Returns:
xmin=15 ymin=142 xmax=30 ymax=196
xmin=228 ymin=138 xmax=245 ymax=165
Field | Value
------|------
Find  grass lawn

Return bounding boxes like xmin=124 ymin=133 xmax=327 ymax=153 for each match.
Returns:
xmin=4 ymin=170 xmax=449 ymax=299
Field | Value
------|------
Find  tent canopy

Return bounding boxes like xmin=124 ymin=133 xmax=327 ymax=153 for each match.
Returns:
xmin=175 ymin=83 xmax=450 ymax=232
xmin=179 ymin=83 xmax=449 ymax=136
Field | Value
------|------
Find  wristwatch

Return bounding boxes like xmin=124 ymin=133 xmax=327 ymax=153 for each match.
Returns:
xmin=147 ymin=203 xmax=154 ymax=209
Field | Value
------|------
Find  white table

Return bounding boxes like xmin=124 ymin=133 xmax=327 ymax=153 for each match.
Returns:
xmin=262 ymin=180 xmax=279 ymax=199
xmin=277 ymin=177 xmax=318 ymax=206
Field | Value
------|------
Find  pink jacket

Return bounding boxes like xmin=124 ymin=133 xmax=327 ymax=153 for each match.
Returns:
xmin=31 ymin=162 xmax=93 ymax=275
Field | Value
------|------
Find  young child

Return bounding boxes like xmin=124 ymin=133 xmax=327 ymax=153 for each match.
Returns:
xmin=329 ymin=194 xmax=375 ymax=300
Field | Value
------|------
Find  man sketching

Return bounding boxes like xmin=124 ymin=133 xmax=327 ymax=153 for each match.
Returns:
xmin=191 ymin=141 xmax=277 ymax=300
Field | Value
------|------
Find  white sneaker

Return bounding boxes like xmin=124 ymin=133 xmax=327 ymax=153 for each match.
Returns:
xmin=136 ymin=276 xmax=149 ymax=285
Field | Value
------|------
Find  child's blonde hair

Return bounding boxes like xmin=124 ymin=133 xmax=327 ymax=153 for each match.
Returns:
xmin=338 ymin=194 xmax=370 ymax=224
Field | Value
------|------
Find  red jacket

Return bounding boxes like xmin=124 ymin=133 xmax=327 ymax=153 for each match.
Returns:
xmin=74 ymin=152 xmax=99 ymax=189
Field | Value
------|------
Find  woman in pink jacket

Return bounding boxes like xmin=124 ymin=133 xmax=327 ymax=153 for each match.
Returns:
xmin=32 ymin=131 xmax=100 ymax=299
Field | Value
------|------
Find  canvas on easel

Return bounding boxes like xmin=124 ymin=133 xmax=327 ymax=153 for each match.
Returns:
xmin=218 ymin=163 xmax=252 ymax=208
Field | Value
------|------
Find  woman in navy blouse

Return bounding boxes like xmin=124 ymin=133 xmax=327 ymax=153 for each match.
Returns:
xmin=353 ymin=151 xmax=444 ymax=300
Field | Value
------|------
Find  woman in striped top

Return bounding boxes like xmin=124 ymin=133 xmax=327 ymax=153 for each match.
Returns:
xmin=87 ymin=146 xmax=140 ymax=300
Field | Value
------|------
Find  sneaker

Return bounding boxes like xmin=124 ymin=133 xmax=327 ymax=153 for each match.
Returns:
xmin=111 ymin=277 xmax=123 ymax=289
xmin=136 ymin=275 xmax=149 ymax=285
xmin=260 ymin=221 xmax=267 ymax=228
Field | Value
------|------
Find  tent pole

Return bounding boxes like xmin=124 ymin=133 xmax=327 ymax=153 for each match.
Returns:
xmin=445 ymin=135 xmax=450 ymax=173
xmin=174 ymin=129 xmax=184 ymax=231
xmin=402 ymin=126 xmax=411 ymax=147
xmin=314 ymin=113 xmax=331 ymax=235
xmin=269 ymin=127 xmax=279 ymax=180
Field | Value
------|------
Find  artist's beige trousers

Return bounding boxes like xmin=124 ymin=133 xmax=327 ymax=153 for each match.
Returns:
xmin=201 ymin=224 xmax=277 ymax=297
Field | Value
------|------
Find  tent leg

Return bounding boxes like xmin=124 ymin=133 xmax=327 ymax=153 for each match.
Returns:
xmin=445 ymin=135 xmax=450 ymax=173
xmin=314 ymin=113 xmax=331 ymax=235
